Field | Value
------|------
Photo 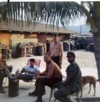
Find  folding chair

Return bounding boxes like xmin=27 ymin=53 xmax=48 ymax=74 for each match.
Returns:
xmin=19 ymin=58 xmax=41 ymax=90
xmin=49 ymin=76 xmax=66 ymax=102
xmin=49 ymin=75 xmax=70 ymax=102
xmin=49 ymin=87 xmax=80 ymax=102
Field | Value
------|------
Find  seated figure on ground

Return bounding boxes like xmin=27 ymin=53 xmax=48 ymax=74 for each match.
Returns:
xmin=54 ymin=51 xmax=82 ymax=102
xmin=0 ymin=59 xmax=13 ymax=93
xmin=17 ymin=58 xmax=40 ymax=81
xmin=29 ymin=53 xmax=62 ymax=102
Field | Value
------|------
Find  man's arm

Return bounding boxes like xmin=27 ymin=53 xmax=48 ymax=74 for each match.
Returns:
xmin=45 ymin=65 xmax=54 ymax=78
xmin=36 ymin=65 xmax=54 ymax=79
xmin=60 ymin=42 xmax=63 ymax=63
xmin=39 ymin=67 xmax=48 ymax=76
xmin=48 ymin=43 xmax=52 ymax=55
xmin=62 ymin=72 xmax=77 ymax=86
xmin=26 ymin=70 xmax=38 ymax=74
xmin=25 ymin=67 xmax=40 ymax=75
xmin=20 ymin=68 xmax=25 ymax=73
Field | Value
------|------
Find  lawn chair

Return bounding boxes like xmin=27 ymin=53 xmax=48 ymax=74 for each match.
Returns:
xmin=19 ymin=58 xmax=41 ymax=90
xmin=27 ymin=58 xmax=41 ymax=67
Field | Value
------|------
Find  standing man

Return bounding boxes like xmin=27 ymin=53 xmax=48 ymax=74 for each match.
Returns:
xmin=54 ymin=51 xmax=82 ymax=102
xmin=29 ymin=53 xmax=62 ymax=102
xmin=49 ymin=35 xmax=63 ymax=69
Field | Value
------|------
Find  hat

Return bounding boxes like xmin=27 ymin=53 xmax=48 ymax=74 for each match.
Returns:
xmin=67 ymin=51 xmax=75 ymax=58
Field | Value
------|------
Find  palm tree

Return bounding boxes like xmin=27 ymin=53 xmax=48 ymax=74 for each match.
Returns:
xmin=81 ymin=2 xmax=100 ymax=80
xmin=0 ymin=2 xmax=85 ymax=27
xmin=0 ymin=2 xmax=100 ymax=80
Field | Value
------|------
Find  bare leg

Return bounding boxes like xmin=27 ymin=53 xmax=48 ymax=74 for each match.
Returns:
xmin=93 ymin=83 xmax=96 ymax=96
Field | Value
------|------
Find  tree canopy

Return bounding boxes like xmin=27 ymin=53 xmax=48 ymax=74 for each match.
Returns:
xmin=0 ymin=2 xmax=85 ymax=27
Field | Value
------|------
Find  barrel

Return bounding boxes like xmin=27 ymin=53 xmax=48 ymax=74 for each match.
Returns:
xmin=35 ymin=46 xmax=44 ymax=56
xmin=1 ymin=49 xmax=9 ymax=59
xmin=32 ymin=46 xmax=36 ymax=55
xmin=63 ymin=42 xmax=70 ymax=51
xmin=11 ymin=46 xmax=17 ymax=58
xmin=8 ymin=75 xmax=19 ymax=97
xmin=16 ymin=47 xmax=23 ymax=58
xmin=89 ymin=43 xmax=94 ymax=52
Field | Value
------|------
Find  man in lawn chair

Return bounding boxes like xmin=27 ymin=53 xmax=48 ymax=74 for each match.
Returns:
xmin=0 ymin=59 xmax=13 ymax=93
xmin=17 ymin=58 xmax=40 ymax=81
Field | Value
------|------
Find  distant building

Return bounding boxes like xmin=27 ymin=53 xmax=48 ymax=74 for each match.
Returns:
xmin=0 ymin=20 xmax=79 ymax=49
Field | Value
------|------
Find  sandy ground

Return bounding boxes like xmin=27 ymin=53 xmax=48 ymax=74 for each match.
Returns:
xmin=0 ymin=50 xmax=100 ymax=102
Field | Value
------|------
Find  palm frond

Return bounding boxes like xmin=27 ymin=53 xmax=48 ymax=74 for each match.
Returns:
xmin=82 ymin=1 xmax=100 ymax=31
xmin=0 ymin=2 xmax=85 ymax=27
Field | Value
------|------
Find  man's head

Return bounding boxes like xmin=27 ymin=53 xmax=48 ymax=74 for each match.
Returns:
xmin=53 ymin=35 xmax=58 ymax=43
xmin=44 ymin=53 xmax=51 ymax=63
xmin=67 ymin=51 xmax=75 ymax=63
xmin=29 ymin=59 xmax=35 ymax=66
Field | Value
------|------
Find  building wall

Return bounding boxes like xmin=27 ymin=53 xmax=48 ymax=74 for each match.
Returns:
xmin=47 ymin=34 xmax=63 ymax=42
xmin=37 ymin=33 xmax=47 ymax=44
xmin=0 ymin=32 xmax=10 ymax=49
xmin=11 ymin=33 xmax=38 ymax=45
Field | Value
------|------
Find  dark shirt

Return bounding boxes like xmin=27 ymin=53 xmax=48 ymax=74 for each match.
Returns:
xmin=66 ymin=61 xmax=82 ymax=92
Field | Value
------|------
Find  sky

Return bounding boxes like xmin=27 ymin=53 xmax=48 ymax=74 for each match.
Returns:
xmin=68 ymin=16 xmax=87 ymax=26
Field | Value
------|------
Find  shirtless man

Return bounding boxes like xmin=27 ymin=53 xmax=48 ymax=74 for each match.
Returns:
xmin=49 ymin=35 xmax=63 ymax=69
xmin=29 ymin=53 xmax=62 ymax=102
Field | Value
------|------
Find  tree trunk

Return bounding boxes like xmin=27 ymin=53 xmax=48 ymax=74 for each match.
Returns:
xmin=93 ymin=32 xmax=100 ymax=80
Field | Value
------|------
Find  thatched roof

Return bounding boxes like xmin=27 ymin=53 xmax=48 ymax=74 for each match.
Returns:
xmin=0 ymin=20 xmax=78 ymax=34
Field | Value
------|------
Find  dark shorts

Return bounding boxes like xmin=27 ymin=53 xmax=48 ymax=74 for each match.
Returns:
xmin=51 ymin=56 xmax=61 ymax=68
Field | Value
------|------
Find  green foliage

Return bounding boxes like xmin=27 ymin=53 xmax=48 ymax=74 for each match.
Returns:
xmin=82 ymin=1 xmax=100 ymax=33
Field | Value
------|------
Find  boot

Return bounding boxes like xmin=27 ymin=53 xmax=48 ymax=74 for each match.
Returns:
xmin=5 ymin=67 xmax=11 ymax=78
xmin=35 ymin=96 xmax=43 ymax=102
xmin=7 ymin=65 xmax=13 ymax=73
xmin=0 ymin=86 xmax=6 ymax=93
xmin=29 ymin=90 xmax=38 ymax=96
xmin=0 ymin=71 xmax=6 ymax=93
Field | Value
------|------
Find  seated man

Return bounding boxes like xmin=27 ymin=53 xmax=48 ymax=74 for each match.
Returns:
xmin=29 ymin=53 xmax=62 ymax=102
xmin=17 ymin=58 xmax=40 ymax=81
xmin=0 ymin=59 xmax=13 ymax=93
xmin=54 ymin=51 xmax=82 ymax=102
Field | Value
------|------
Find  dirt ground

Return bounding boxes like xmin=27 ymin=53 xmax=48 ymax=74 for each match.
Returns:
xmin=0 ymin=50 xmax=100 ymax=102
